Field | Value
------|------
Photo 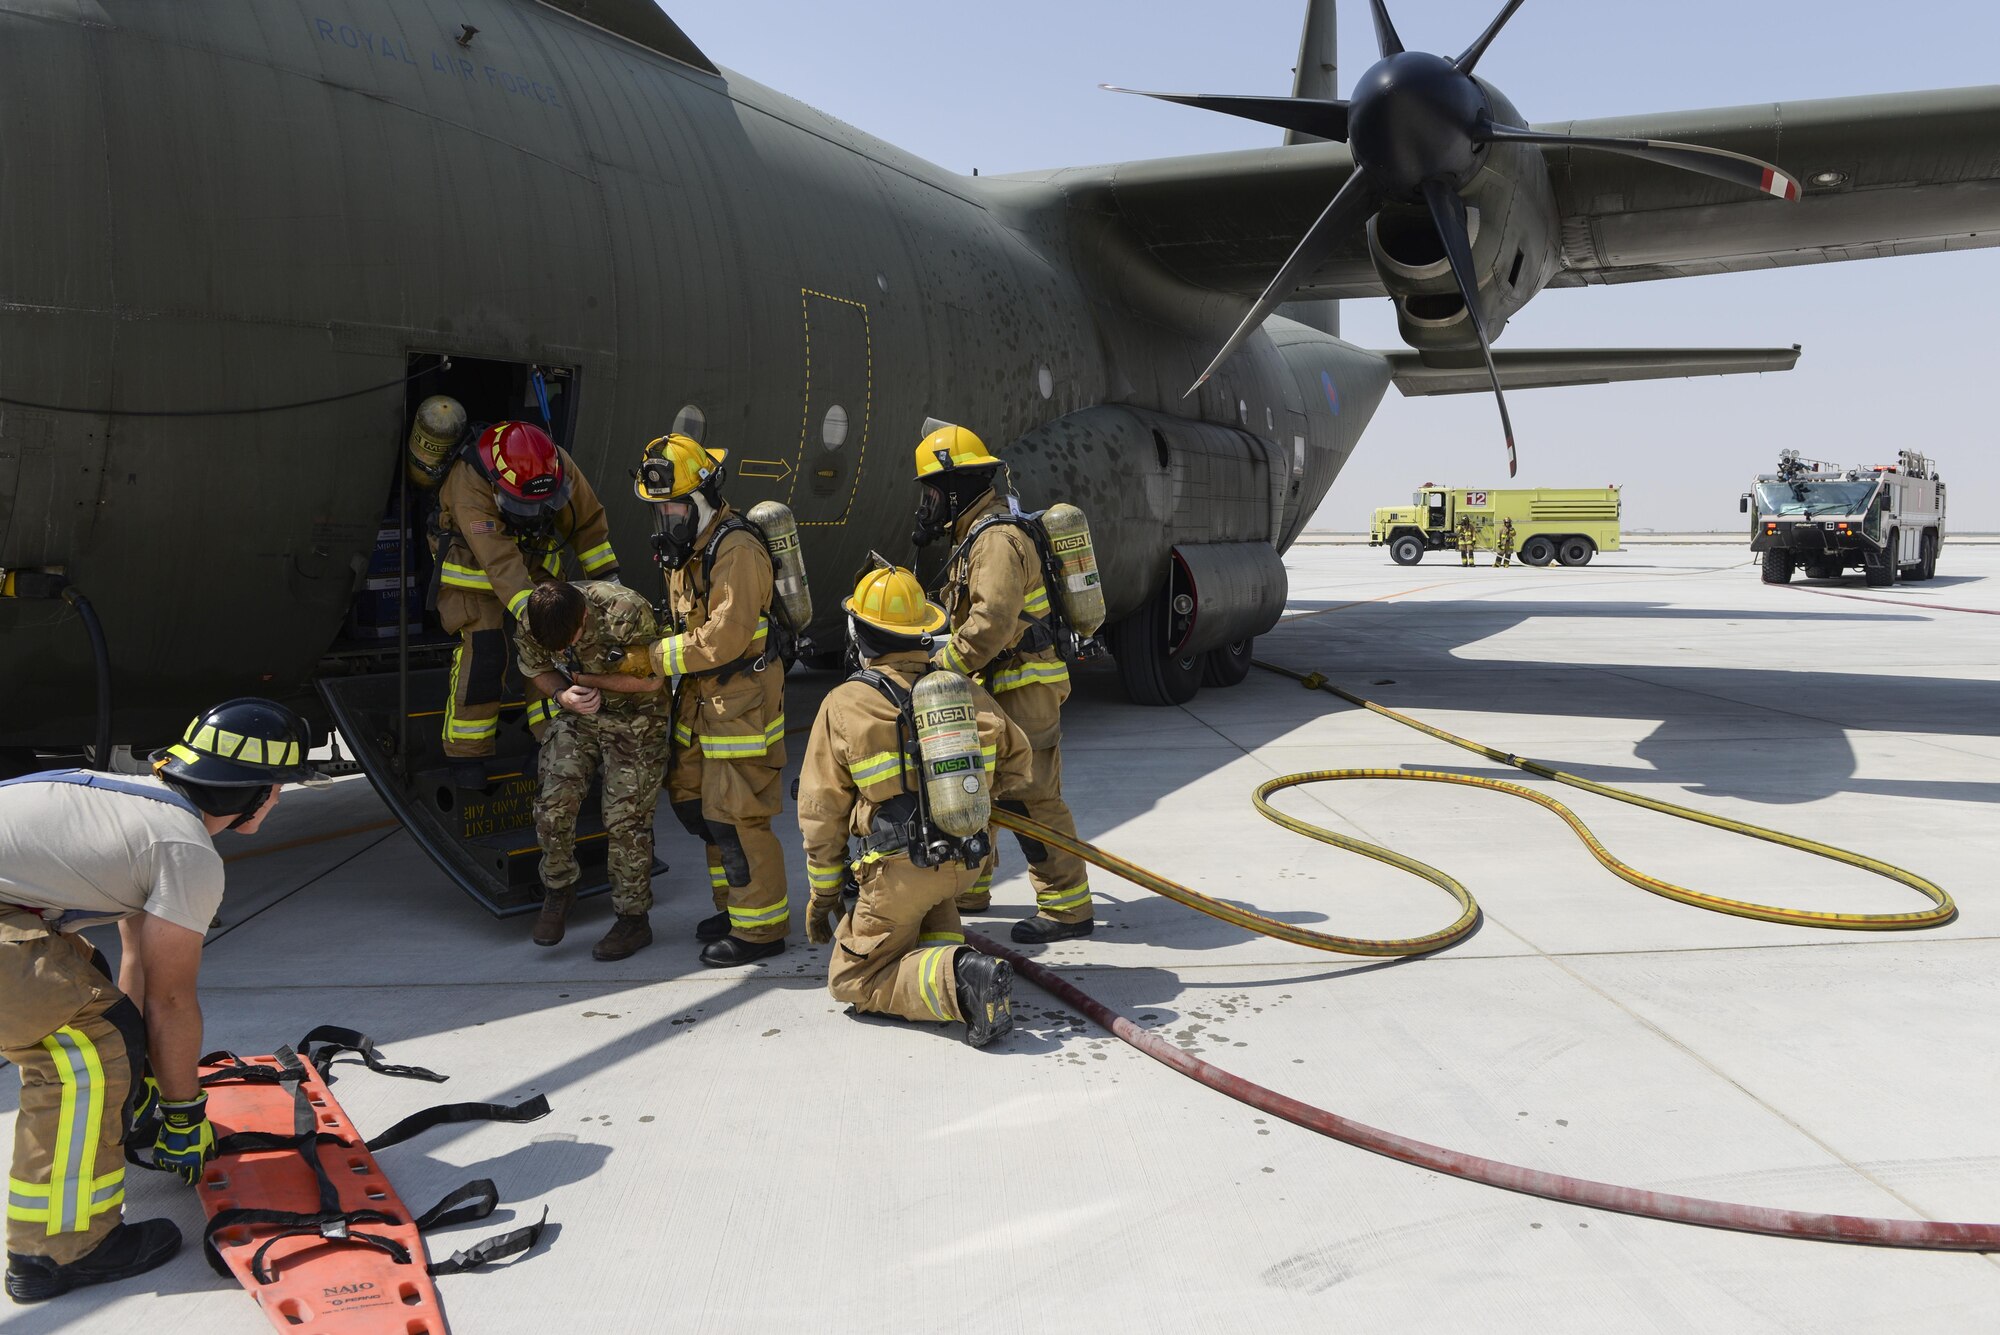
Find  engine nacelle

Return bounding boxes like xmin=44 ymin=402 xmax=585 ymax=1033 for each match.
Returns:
xmin=1365 ymin=86 xmax=1562 ymax=358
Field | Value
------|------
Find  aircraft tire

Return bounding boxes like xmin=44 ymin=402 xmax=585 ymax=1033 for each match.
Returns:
xmin=1557 ymin=537 xmax=1595 ymax=567
xmin=1760 ymin=550 xmax=1793 ymax=584
xmin=1519 ymin=536 xmax=1555 ymax=567
xmin=1201 ymin=639 xmax=1254 ymax=688
xmin=1108 ymin=595 xmax=1201 ymax=707
xmin=1389 ymin=534 xmax=1425 ymax=566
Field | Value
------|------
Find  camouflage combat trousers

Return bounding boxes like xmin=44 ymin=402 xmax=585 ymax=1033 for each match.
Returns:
xmin=534 ymin=709 xmax=672 ymax=916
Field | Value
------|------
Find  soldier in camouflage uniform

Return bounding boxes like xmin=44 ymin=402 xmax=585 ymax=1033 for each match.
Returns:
xmin=518 ymin=581 xmax=672 ymax=960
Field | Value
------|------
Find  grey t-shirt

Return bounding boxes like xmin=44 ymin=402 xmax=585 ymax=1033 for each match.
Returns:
xmin=0 ymin=775 xmax=225 ymax=936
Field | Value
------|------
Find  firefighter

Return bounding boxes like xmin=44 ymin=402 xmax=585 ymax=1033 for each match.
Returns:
xmin=915 ymin=425 xmax=1093 ymax=943
xmin=1495 ymin=518 xmax=1516 ymax=568
xmin=1457 ymin=516 xmax=1478 ymax=567
xmin=798 ymin=564 xmax=1030 ymax=1046
xmin=517 ymin=581 xmax=673 ymax=960
xmin=2 ymin=700 xmax=320 ymax=1303
xmin=433 ymin=420 xmax=620 ymax=769
xmin=638 ymin=435 xmax=791 ymax=967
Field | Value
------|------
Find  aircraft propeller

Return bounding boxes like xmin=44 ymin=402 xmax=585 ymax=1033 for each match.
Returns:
xmin=1106 ymin=0 xmax=1801 ymax=476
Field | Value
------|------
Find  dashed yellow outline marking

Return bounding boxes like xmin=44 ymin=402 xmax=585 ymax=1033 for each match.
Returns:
xmin=790 ymin=288 xmax=872 ymax=528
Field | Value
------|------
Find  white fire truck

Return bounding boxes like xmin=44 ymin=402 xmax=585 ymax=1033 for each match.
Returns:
xmin=1743 ymin=449 xmax=1946 ymax=586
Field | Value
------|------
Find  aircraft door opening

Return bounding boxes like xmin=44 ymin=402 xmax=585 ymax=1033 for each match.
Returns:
xmin=772 ymin=288 xmax=872 ymax=527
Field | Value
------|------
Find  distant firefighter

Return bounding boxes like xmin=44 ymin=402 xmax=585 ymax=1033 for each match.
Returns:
xmin=1458 ymin=516 xmax=1478 ymax=567
xmin=1495 ymin=518 xmax=1516 ymax=568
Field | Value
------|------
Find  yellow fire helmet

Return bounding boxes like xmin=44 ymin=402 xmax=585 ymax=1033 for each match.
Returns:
xmin=634 ymin=433 xmax=728 ymax=502
xmin=844 ymin=562 xmax=948 ymax=636
xmin=912 ymin=424 xmax=1001 ymax=481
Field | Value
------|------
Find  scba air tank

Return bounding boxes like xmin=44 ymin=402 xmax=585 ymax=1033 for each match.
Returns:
xmin=746 ymin=500 xmax=814 ymax=631
xmin=1040 ymin=503 xmax=1104 ymax=636
xmin=405 ymin=396 xmax=468 ymax=489
xmin=912 ymin=670 xmax=988 ymax=839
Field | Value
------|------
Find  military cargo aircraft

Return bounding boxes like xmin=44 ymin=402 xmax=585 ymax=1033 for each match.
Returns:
xmin=3 ymin=0 xmax=1998 ymax=904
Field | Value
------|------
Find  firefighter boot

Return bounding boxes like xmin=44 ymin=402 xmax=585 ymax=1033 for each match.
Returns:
xmin=699 ymin=935 xmax=785 ymax=967
xmin=693 ymin=912 xmax=732 ymax=943
xmin=592 ymin=914 xmax=654 ymax=961
xmin=1011 ymin=914 xmax=1094 ymax=944
xmin=953 ymin=951 xmax=1015 ymax=1048
xmin=6 ymin=1220 xmax=183 ymax=1303
xmin=532 ymin=885 xmax=576 ymax=947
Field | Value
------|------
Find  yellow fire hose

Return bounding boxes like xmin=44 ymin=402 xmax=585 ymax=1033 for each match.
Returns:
xmin=988 ymin=661 xmax=1954 ymax=956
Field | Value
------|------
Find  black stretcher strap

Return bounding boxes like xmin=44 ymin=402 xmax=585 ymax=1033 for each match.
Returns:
xmin=296 ymin=1026 xmax=447 ymax=1084
xmin=366 ymin=1095 xmax=551 ymax=1152
xmin=413 ymin=1179 xmax=500 ymax=1233
xmin=429 ymin=1207 xmax=550 ymax=1277
xmin=203 ymin=1206 xmax=409 ymax=1283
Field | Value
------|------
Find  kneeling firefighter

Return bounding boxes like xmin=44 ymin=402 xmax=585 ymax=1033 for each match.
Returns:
xmin=518 ymin=580 xmax=673 ymax=961
xmin=797 ymin=561 xmax=1031 ymax=1047
xmin=2 ymin=700 xmax=321 ymax=1303
xmin=638 ymin=434 xmax=803 ymax=967
xmin=914 ymin=425 xmax=1099 ymax=944
xmin=432 ymin=419 xmax=620 ymax=766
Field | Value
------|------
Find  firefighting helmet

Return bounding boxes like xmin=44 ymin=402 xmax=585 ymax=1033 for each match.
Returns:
xmin=844 ymin=559 xmax=948 ymax=637
xmin=634 ymin=434 xmax=728 ymax=503
xmin=152 ymin=698 xmax=324 ymax=788
xmin=481 ymin=421 xmax=573 ymax=519
xmin=911 ymin=425 xmax=1001 ymax=481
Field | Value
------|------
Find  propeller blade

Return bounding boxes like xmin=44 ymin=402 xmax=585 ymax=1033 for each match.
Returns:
xmin=1475 ymin=120 xmax=1801 ymax=200
xmin=1188 ymin=168 xmax=1378 ymax=395
xmin=1454 ymin=0 xmax=1527 ymax=75
xmin=1100 ymin=86 xmax=1349 ymax=142
xmin=1369 ymin=0 xmax=1405 ymax=56
xmin=1419 ymin=178 xmax=1518 ymax=476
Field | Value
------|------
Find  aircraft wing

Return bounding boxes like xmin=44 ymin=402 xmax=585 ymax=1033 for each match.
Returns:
xmin=1027 ymin=86 xmax=2000 ymax=299
xmin=1385 ymin=346 xmax=1801 ymax=397
xmin=1545 ymin=86 xmax=2000 ymax=285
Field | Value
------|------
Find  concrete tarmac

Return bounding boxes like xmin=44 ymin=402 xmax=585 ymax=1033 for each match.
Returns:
xmin=8 ymin=542 xmax=1998 ymax=1334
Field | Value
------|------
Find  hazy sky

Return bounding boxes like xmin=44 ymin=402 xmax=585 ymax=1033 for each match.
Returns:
xmin=667 ymin=0 xmax=1998 ymax=532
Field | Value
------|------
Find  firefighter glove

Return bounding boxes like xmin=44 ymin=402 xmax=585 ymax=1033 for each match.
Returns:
xmin=806 ymin=889 xmax=842 ymax=945
xmin=153 ymin=1092 xmax=216 ymax=1184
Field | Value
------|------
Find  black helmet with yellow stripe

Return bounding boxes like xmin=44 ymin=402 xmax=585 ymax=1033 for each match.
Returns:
xmin=152 ymin=698 xmax=323 ymax=789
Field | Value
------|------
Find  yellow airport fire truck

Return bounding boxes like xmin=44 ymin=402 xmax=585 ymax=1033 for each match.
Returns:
xmin=1371 ymin=486 xmax=1622 ymax=566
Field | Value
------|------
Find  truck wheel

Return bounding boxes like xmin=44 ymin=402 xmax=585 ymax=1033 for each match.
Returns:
xmin=1925 ymin=531 xmax=1940 ymax=579
xmin=1864 ymin=531 xmax=1895 ymax=587
xmin=1760 ymin=550 xmax=1793 ymax=584
xmin=1907 ymin=531 xmax=1935 ymax=581
xmin=1389 ymin=533 xmax=1425 ymax=566
xmin=1201 ymin=638 xmax=1254 ymax=687
xmin=1108 ymin=591 xmax=1201 ymax=707
xmin=1519 ymin=536 xmax=1555 ymax=567
xmin=1557 ymin=537 xmax=1595 ymax=567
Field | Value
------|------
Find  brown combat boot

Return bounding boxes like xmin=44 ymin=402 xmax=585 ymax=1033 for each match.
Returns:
xmin=592 ymin=914 xmax=653 ymax=961
xmin=532 ymin=886 xmax=576 ymax=948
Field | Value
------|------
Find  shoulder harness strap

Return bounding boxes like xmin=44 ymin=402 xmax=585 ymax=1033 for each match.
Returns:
xmin=0 ymin=769 xmax=201 ymax=820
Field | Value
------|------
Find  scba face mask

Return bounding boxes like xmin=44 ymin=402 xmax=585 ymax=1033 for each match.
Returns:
xmin=650 ymin=493 xmax=716 ymax=569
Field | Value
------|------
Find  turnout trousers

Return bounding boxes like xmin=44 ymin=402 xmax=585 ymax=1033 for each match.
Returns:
xmin=438 ymin=588 xmax=555 ymax=758
xmin=533 ymin=711 xmax=673 ymax=916
xmin=960 ymin=679 xmax=1091 ymax=924
xmin=666 ymin=671 xmax=789 ymax=944
xmin=830 ymin=858 xmax=978 ymax=1024
xmin=1 ymin=926 xmax=143 ymax=1265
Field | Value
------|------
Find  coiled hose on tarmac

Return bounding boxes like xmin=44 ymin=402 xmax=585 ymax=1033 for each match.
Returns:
xmin=981 ymin=663 xmax=1989 ymax=1251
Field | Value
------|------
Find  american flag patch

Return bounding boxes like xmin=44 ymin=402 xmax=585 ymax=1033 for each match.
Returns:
xmin=470 ymin=520 xmax=496 ymax=534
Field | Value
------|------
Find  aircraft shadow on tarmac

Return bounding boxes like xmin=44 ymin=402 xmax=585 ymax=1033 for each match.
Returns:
xmin=1180 ymin=597 xmax=2000 ymax=807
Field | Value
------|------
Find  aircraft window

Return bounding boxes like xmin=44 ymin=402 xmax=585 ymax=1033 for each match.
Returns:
xmin=672 ymin=403 xmax=706 ymax=441
xmin=821 ymin=404 xmax=848 ymax=449
xmin=1037 ymin=365 xmax=1053 ymax=400
xmin=1152 ymin=428 xmax=1170 ymax=470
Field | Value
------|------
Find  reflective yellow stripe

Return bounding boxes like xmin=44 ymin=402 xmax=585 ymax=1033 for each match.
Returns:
xmin=440 ymin=561 xmax=492 ymax=591
xmin=970 ymin=869 xmax=993 ymax=894
xmin=728 ymin=899 xmax=790 ymax=928
xmin=525 ymin=698 xmax=559 ymax=726
xmin=807 ymin=862 xmax=846 ymax=891
xmin=674 ymin=723 xmax=694 ymax=748
xmin=656 ymin=634 xmax=686 ymax=678
xmin=937 ymin=639 xmax=973 ymax=677
xmin=1023 ymin=586 xmax=1052 ymax=615
xmin=1036 ymin=883 xmax=1091 ymax=912
xmin=989 ymin=659 xmax=1071 ymax=694
xmin=506 ymin=588 xmax=531 ymax=619
xmin=579 ymin=542 xmax=617 ymax=573
xmin=708 ymin=863 xmax=728 ymax=890
xmin=700 ymin=715 xmax=786 ymax=759
xmin=918 ymin=932 xmax=965 ymax=946
xmin=917 ymin=946 xmax=955 ymax=1021
xmin=39 ymin=1025 xmax=106 ymax=1236
xmin=847 ymin=751 xmax=904 ymax=786
xmin=980 ymin=745 xmax=997 ymax=767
